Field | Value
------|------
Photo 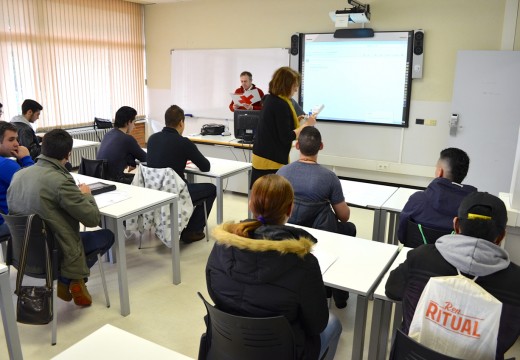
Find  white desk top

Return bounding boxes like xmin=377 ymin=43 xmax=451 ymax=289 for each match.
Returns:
xmin=381 ymin=187 xmax=420 ymax=213
xmin=340 ymin=180 xmax=398 ymax=209
xmin=290 ymin=225 xmax=399 ymax=296
xmin=72 ymin=174 xmax=177 ymax=219
xmin=373 ymin=247 xmax=413 ymax=301
xmin=72 ymin=139 xmax=100 ymax=148
xmin=0 ymin=263 xmax=7 ymax=274
xmin=185 ymin=157 xmax=251 ymax=178
xmin=52 ymin=324 xmax=193 ymax=359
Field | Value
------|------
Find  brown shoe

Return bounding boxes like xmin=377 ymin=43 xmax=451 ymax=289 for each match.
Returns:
xmin=57 ymin=281 xmax=72 ymax=302
xmin=181 ymin=231 xmax=205 ymax=243
xmin=69 ymin=279 xmax=92 ymax=307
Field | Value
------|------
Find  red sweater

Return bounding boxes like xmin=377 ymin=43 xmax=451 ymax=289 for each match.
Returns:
xmin=228 ymin=84 xmax=265 ymax=112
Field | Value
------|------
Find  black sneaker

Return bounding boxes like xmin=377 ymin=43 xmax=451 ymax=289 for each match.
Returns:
xmin=181 ymin=231 xmax=205 ymax=243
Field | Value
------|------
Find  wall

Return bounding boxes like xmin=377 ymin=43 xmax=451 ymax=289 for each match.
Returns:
xmin=143 ymin=0 xmax=514 ymax=186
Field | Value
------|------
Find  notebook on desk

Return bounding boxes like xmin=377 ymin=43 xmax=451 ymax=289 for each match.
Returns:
xmin=89 ymin=182 xmax=117 ymax=195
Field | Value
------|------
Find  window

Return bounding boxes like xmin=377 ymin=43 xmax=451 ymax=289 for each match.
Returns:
xmin=0 ymin=0 xmax=145 ymax=129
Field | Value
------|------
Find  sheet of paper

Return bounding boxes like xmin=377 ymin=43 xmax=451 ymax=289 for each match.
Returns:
xmin=312 ymin=247 xmax=338 ymax=275
xmin=94 ymin=190 xmax=131 ymax=209
xmin=230 ymin=88 xmax=261 ymax=106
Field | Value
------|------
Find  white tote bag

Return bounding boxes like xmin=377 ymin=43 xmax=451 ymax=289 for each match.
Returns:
xmin=409 ymin=271 xmax=502 ymax=360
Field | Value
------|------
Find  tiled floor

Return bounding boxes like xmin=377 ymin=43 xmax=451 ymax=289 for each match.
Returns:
xmin=1 ymin=191 xmax=519 ymax=359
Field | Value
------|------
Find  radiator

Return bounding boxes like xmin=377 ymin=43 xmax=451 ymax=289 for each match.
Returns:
xmin=68 ymin=127 xmax=111 ymax=168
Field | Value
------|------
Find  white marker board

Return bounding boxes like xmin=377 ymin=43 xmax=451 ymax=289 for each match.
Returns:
xmin=171 ymin=48 xmax=289 ymax=120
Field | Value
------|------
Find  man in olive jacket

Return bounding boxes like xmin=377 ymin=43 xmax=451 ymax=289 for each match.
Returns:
xmin=7 ymin=129 xmax=114 ymax=307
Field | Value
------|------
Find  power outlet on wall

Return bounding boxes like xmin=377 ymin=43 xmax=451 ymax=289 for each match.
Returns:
xmin=376 ymin=162 xmax=389 ymax=171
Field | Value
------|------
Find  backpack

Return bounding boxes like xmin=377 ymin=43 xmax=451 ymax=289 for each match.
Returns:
xmin=408 ymin=270 xmax=502 ymax=360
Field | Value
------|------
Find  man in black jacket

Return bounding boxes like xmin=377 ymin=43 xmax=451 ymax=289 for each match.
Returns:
xmin=10 ymin=99 xmax=43 ymax=160
xmin=386 ymin=192 xmax=520 ymax=359
xmin=147 ymin=105 xmax=216 ymax=243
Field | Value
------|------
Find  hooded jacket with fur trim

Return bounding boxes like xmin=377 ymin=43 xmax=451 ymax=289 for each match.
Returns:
xmin=206 ymin=223 xmax=329 ymax=360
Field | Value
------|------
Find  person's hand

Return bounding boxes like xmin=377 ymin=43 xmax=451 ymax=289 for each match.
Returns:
xmin=78 ymin=183 xmax=91 ymax=194
xmin=12 ymin=145 xmax=30 ymax=159
xmin=127 ymin=165 xmax=136 ymax=172
xmin=245 ymin=104 xmax=253 ymax=110
xmin=233 ymin=103 xmax=240 ymax=110
xmin=306 ymin=114 xmax=317 ymax=127
xmin=297 ymin=114 xmax=306 ymax=122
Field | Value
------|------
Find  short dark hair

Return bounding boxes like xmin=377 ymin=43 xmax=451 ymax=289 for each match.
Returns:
xmin=269 ymin=67 xmax=300 ymax=97
xmin=21 ymin=99 xmax=43 ymax=115
xmin=164 ymin=105 xmax=184 ymax=128
xmin=41 ymin=129 xmax=73 ymax=160
xmin=298 ymin=126 xmax=321 ymax=156
xmin=458 ymin=192 xmax=507 ymax=242
xmin=114 ymin=106 xmax=137 ymax=128
xmin=0 ymin=121 xmax=17 ymax=143
xmin=439 ymin=147 xmax=470 ymax=183
xmin=240 ymin=71 xmax=252 ymax=79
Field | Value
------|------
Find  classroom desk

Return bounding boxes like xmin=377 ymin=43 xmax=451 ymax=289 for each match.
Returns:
xmin=188 ymin=134 xmax=253 ymax=150
xmin=290 ymin=225 xmax=400 ymax=360
xmin=73 ymin=174 xmax=179 ymax=316
xmin=340 ymin=180 xmax=399 ymax=242
xmin=368 ymin=246 xmax=412 ymax=360
xmin=184 ymin=157 xmax=252 ymax=224
xmin=0 ymin=264 xmax=23 ymax=360
xmin=380 ymin=188 xmax=420 ymax=244
xmin=52 ymin=324 xmax=193 ymax=359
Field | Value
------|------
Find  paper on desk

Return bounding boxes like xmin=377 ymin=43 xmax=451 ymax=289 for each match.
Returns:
xmin=312 ymin=247 xmax=338 ymax=275
xmin=94 ymin=190 xmax=131 ymax=209
xmin=230 ymin=89 xmax=261 ymax=106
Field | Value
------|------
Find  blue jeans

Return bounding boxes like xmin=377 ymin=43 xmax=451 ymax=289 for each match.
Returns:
xmin=319 ymin=312 xmax=342 ymax=360
xmin=186 ymin=183 xmax=216 ymax=232
xmin=59 ymin=229 xmax=114 ymax=284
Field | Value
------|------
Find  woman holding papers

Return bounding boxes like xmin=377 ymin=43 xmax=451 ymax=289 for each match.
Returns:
xmin=228 ymin=71 xmax=265 ymax=111
xmin=251 ymin=67 xmax=316 ymax=187
xmin=206 ymin=174 xmax=341 ymax=360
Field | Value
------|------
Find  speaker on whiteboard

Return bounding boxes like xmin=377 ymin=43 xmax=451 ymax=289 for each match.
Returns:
xmin=290 ymin=34 xmax=299 ymax=56
xmin=412 ymin=29 xmax=424 ymax=79
xmin=289 ymin=33 xmax=300 ymax=72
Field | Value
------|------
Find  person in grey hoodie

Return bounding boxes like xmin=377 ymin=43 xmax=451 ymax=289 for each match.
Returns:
xmin=386 ymin=192 xmax=520 ymax=360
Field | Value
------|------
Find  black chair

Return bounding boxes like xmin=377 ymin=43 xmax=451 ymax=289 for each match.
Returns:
xmin=389 ymin=328 xmax=462 ymax=360
xmin=78 ymin=157 xmax=108 ymax=180
xmin=404 ymin=219 xmax=452 ymax=248
xmin=3 ymin=213 xmax=110 ymax=345
xmin=197 ymin=292 xmax=296 ymax=360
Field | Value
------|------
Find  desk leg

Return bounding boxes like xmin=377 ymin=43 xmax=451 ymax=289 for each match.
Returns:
xmin=352 ymin=294 xmax=369 ymax=360
xmin=247 ymin=169 xmax=252 ymax=219
xmin=0 ymin=271 xmax=23 ymax=359
xmin=105 ymin=217 xmax=130 ymax=316
xmin=368 ymin=299 xmax=393 ymax=360
xmin=170 ymin=199 xmax=181 ymax=285
xmin=372 ymin=209 xmax=388 ymax=242
xmin=216 ymin=178 xmax=223 ymax=224
xmin=387 ymin=213 xmax=396 ymax=245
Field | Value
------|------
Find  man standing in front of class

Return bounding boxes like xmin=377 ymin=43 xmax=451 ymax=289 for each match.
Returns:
xmin=229 ymin=71 xmax=265 ymax=111
xmin=147 ymin=105 xmax=216 ymax=243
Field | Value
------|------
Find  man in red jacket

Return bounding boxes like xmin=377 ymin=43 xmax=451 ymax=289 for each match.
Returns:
xmin=229 ymin=71 xmax=264 ymax=111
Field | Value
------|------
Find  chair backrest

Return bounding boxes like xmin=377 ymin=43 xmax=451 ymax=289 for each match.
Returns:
xmin=389 ymin=329 xmax=462 ymax=360
xmin=405 ymin=219 xmax=452 ymax=248
xmin=78 ymin=157 xmax=108 ymax=180
xmin=198 ymin=292 xmax=296 ymax=360
xmin=2 ymin=213 xmax=58 ymax=279
xmin=289 ymin=199 xmax=338 ymax=233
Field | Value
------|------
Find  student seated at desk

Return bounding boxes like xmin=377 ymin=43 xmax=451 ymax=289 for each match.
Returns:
xmin=146 ymin=105 xmax=216 ymax=243
xmin=386 ymin=192 xmax=520 ymax=359
xmin=398 ymin=147 xmax=477 ymax=247
xmin=206 ymin=174 xmax=342 ymax=360
xmin=97 ymin=106 xmax=147 ymax=184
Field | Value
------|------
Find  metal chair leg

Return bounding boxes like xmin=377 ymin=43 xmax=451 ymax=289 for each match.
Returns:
xmin=51 ymin=279 xmax=58 ymax=345
xmin=97 ymin=254 xmax=110 ymax=308
xmin=203 ymin=201 xmax=209 ymax=242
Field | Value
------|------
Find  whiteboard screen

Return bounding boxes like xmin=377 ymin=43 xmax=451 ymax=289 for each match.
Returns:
xmin=171 ymin=48 xmax=289 ymax=120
